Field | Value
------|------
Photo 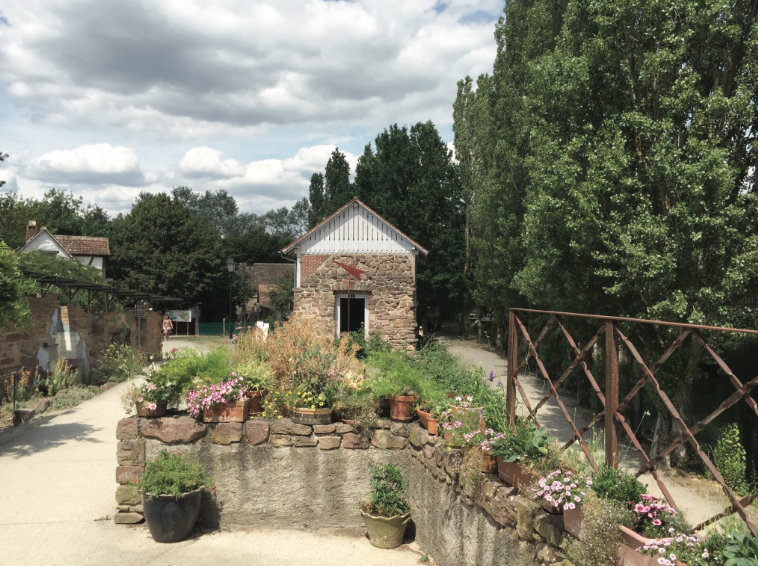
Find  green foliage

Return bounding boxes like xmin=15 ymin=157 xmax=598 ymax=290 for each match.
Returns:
xmin=723 ymin=533 xmax=758 ymax=566
xmin=488 ymin=418 xmax=555 ymax=462
xmin=268 ymin=271 xmax=294 ymax=321
xmin=0 ymin=241 xmax=35 ymax=329
xmin=366 ymin=351 xmax=427 ymax=398
xmin=714 ymin=423 xmax=749 ymax=494
xmin=137 ymin=449 xmax=213 ymax=500
xmin=91 ymin=344 xmax=145 ymax=383
xmin=231 ymin=360 xmax=273 ymax=391
xmin=591 ymin=466 xmax=646 ymax=505
xmin=577 ymin=492 xmax=635 ymax=566
xmin=150 ymin=347 xmax=232 ymax=398
xmin=363 ymin=463 xmax=410 ymax=518
xmin=50 ymin=385 xmax=99 ymax=410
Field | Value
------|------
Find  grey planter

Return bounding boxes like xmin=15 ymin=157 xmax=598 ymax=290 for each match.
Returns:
xmin=142 ymin=489 xmax=203 ymax=543
xmin=360 ymin=509 xmax=411 ymax=549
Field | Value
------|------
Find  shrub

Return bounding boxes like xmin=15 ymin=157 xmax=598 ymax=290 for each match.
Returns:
xmin=714 ymin=423 xmax=748 ymax=494
xmin=577 ymin=492 xmax=634 ymax=566
xmin=50 ymin=385 xmax=99 ymax=410
xmin=362 ymin=463 xmax=410 ymax=518
xmin=137 ymin=449 xmax=213 ymax=500
xmin=591 ymin=465 xmax=646 ymax=504
xmin=92 ymin=344 xmax=145 ymax=383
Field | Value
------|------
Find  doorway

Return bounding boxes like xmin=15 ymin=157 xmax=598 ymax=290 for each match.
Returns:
xmin=336 ymin=294 xmax=368 ymax=337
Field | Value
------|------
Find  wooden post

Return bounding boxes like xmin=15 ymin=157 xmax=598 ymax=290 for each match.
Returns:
xmin=507 ymin=310 xmax=517 ymax=425
xmin=605 ymin=321 xmax=619 ymax=468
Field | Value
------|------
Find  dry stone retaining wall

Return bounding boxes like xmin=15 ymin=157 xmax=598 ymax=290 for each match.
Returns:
xmin=115 ymin=416 xmax=580 ymax=566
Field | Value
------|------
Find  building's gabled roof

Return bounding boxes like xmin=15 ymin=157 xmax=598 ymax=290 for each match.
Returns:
xmin=281 ymin=197 xmax=428 ymax=256
xmin=22 ymin=228 xmax=111 ymax=257
xmin=53 ymin=235 xmax=111 ymax=256
xmin=244 ymin=263 xmax=295 ymax=288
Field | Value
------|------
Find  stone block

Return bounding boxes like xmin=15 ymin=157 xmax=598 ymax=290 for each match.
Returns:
xmin=270 ymin=434 xmax=293 ymax=447
xmin=318 ymin=436 xmax=341 ymax=450
xmin=342 ymin=432 xmax=370 ymax=449
xmin=117 ymin=439 xmax=146 ymax=467
xmin=516 ymin=498 xmax=540 ymax=541
xmin=334 ymin=423 xmax=354 ymax=434
xmin=35 ymin=397 xmax=51 ymax=413
xmin=537 ymin=543 xmax=565 ymax=564
xmin=422 ymin=444 xmax=436 ymax=460
xmin=212 ymin=422 xmax=243 ymax=445
xmin=535 ymin=513 xmax=564 ymax=547
xmin=374 ymin=418 xmax=392 ymax=429
xmin=293 ymin=436 xmax=318 ymax=447
xmin=313 ymin=424 xmax=336 ymax=434
xmin=14 ymin=408 xmax=35 ymax=425
xmin=246 ymin=420 xmax=270 ymax=445
xmin=140 ymin=417 xmax=207 ymax=444
xmin=116 ymin=416 xmax=139 ymax=440
xmin=443 ymin=449 xmax=463 ymax=478
xmin=409 ymin=425 xmax=429 ymax=448
xmin=371 ymin=429 xmax=407 ymax=450
xmin=270 ymin=418 xmax=312 ymax=436
xmin=116 ymin=466 xmax=144 ymax=485
xmin=114 ymin=512 xmax=144 ymax=524
xmin=390 ymin=422 xmax=410 ymax=438
xmin=130 ymin=505 xmax=144 ymax=513
xmin=115 ymin=485 xmax=141 ymax=506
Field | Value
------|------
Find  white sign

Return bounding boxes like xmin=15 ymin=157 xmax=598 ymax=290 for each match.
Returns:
xmin=169 ymin=310 xmax=192 ymax=322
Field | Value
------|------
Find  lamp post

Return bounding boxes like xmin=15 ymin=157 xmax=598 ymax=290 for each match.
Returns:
xmin=226 ymin=257 xmax=236 ymax=338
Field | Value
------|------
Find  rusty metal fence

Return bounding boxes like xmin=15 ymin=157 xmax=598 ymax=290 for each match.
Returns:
xmin=0 ymin=366 xmax=25 ymax=426
xmin=505 ymin=308 xmax=758 ymax=534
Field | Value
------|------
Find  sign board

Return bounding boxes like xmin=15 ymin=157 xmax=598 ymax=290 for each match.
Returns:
xmin=135 ymin=302 xmax=145 ymax=318
xmin=169 ymin=310 xmax=192 ymax=323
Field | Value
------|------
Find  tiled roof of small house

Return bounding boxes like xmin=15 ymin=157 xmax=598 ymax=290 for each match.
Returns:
xmin=54 ymin=235 xmax=111 ymax=256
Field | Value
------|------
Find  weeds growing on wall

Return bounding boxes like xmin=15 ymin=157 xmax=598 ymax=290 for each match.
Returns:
xmin=91 ymin=344 xmax=146 ymax=383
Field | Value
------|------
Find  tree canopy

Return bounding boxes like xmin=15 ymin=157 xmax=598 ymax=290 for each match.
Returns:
xmin=0 ymin=240 xmax=35 ymax=329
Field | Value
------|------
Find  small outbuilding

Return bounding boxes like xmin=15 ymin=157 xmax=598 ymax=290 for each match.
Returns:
xmin=20 ymin=220 xmax=111 ymax=277
xmin=282 ymin=197 xmax=428 ymax=350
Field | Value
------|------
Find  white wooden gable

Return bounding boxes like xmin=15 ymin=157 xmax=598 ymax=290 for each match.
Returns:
xmin=20 ymin=230 xmax=73 ymax=259
xmin=289 ymin=199 xmax=427 ymax=256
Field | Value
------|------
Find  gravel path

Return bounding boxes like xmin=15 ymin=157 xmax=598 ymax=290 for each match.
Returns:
xmin=441 ymin=335 xmax=741 ymax=531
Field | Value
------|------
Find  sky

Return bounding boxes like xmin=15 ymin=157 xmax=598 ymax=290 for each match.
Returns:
xmin=0 ymin=0 xmax=502 ymax=217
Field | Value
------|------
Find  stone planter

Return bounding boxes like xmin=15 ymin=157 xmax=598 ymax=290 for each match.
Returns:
xmin=563 ymin=505 xmax=584 ymax=540
xmin=618 ymin=525 xmax=658 ymax=566
xmin=290 ymin=406 xmax=332 ymax=425
xmin=202 ymin=399 xmax=249 ymax=423
xmin=360 ymin=509 xmax=411 ymax=549
xmin=388 ymin=395 xmax=417 ymax=422
xmin=137 ymin=402 xmax=168 ymax=418
xmin=141 ymin=489 xmax=203 ymax=543
xmin=245 ymin=389 xmax=268 ymax=416
xmin=496 ymin=457 xmax=539 ymax=491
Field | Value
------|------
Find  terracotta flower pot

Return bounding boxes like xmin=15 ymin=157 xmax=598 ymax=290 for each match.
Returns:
xmin=427 ymin=417 xmax=439 ymax=436
xmin=496 ymin=457 xmax=539 ymax=490
xmin=202 ymin=399 xmax=250 ymax=423
xmin=416 ymin=409 xmax=439 ymax=436
xmin=388 ymin=395 xmax=417 ymax=422
xmin=563 ymin=505 xmax=584 ymax=540
xmin=617 ymin=525 xmax=658 ymax=566
xmin=137 ymin=402 xmax=168 ymax=418
xmin=417 ymin=409 xmax=430 ymax=428
xmin=290 ymin=406 xmax=332 ymax=425
xmin=245 ymin=389 xmax=268 ymax=415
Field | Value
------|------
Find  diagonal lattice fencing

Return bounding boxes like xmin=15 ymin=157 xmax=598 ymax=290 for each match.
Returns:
xmin=505 ymin=308 xmax=758 ymax=534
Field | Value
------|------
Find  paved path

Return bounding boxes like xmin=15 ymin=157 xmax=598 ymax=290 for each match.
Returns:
xmin=0 ymin=343 xmax=426 ymax=566
xmin=444 ymin=336 xmax=742 ymax=531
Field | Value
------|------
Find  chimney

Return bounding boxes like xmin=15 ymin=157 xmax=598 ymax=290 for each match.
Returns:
xmin=26 ymin=220 xmax=38 ymax=242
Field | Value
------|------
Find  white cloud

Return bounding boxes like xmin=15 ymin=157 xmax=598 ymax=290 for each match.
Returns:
xmin=24 ymin=143 xmax=144 ymax=185
xmin=178 ymin=147 xmax=245 ymax=178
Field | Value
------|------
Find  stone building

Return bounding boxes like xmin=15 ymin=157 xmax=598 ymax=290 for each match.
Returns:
xmin=282 ymin=197 xmax=427 ymax=350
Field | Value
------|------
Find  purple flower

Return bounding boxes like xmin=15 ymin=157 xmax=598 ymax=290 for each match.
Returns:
xmin=488 ymin=371 xmax=495 ymax=383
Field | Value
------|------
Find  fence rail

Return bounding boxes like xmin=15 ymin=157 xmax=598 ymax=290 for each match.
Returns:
xmin=506 ymin=308 xmax=758 ymax=535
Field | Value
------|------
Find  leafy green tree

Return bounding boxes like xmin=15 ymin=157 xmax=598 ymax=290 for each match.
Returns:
xmin=0 ymin=241 xmax=35 ymax=328
xmin=0 ymin=192 xmax=39 ymax=249
xmin=108 ymin=193 xmax=226 ymax=309
xmin=354 ymin=122 xmax=466 ymax=321
xmin=268 ymin=271 xmax=295 ymax=320
xmin=308 ymin=173 xmax=326 ymax=228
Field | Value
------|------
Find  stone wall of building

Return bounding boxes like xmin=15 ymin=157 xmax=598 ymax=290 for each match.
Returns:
xmin=115 ymin=417 xmax=580 ymax=566
xmin=0 ymin=294 xmax=162 ymax=381
xmin=292 ymin=254 xmax=417 ymax=350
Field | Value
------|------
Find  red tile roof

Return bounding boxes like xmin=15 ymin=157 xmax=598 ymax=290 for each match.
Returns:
xmin=54 ymin=235 xmax=111 ymax=256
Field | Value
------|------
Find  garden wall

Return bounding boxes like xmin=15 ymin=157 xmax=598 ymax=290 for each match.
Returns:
xmin=115 ymin=417 xmax=579 ymax=566
xmin=0 ymin=294 xmax=162 ymax=381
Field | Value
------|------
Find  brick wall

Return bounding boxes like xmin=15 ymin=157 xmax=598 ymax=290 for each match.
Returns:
xmin=299 ymin=254 xmax=329 ymax=280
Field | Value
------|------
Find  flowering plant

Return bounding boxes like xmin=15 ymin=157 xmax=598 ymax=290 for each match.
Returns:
xmin=531 ymin=469 xmax=592 ymax=510
xmin=629 ymin=494 xmax=688 ymax=538
xmin=438 ymin=407 xmax=493 ymax=449
xmin=186 ymin=374 xmax=247 ymax=418
xmin=449 ymin=394 xmax=477 ymax=409
xmin=638 ymin=531 xmax=713 ymax=566
xmin=122 ymin=378 xmax=171 ymax=414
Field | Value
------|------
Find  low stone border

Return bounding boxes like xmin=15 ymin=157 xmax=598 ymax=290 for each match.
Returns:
xmin=115 ymin=416 xmax=580 ymax=566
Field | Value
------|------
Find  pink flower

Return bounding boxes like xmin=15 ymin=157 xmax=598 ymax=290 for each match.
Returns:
xmin=652 ymin=519 xmax=662 ymax=526
xmin=635 ymin=503 xmax=647 ymax=513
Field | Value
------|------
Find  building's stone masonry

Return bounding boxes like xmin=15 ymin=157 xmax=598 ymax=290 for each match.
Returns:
xmin=115 ymin=415 xmax=583 ymax=566
xmin=292 ymin=254 xmax=417 ymax=350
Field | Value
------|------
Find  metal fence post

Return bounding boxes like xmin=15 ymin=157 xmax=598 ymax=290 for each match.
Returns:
xmin=507 ymin=310 xmax=517 ymax=425
xmin=605 ymin=321 xmax=619 ymax=468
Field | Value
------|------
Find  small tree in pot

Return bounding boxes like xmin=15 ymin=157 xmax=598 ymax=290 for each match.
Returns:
xmin=360 ymin=463 xmax=412 ymax=549
xmin=137 ymin=450 xmax=214 ymax=543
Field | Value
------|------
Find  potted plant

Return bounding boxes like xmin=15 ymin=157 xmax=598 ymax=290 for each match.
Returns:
xmin=136 ymin=449 xmax=214 ymax=543
xmin=530 ymin=469 xmax=593 ymax=529
xmin=359 ymin=463 xmax=411 ymax=549
xmin=233 ymin=362 xmax=273 ymax=415
xmin=415 ymin=395 xmax=447 ymax=436
xmin=636 ymin=531 xmax=714 ymax=566
xmin=368 ymin=354 xmax=425 ymax=422
xmin=448 ymin=394 xmax=485 ymax=430
xmin=289 ymin=383 xmax=335 ymax=425
xmin=186 ymin=375 xmax=249 ymax=422
xmin=122 ymin=379 xmax=171 ymax=417
xmin=618 ymin=495 xmax=691 ymax=566
xmin=486 ymin=418 xmax=555 ymax=490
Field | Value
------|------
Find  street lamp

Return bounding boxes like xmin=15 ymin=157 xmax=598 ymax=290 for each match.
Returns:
xmin=226 ymin=257 xmax=236 ymax=338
